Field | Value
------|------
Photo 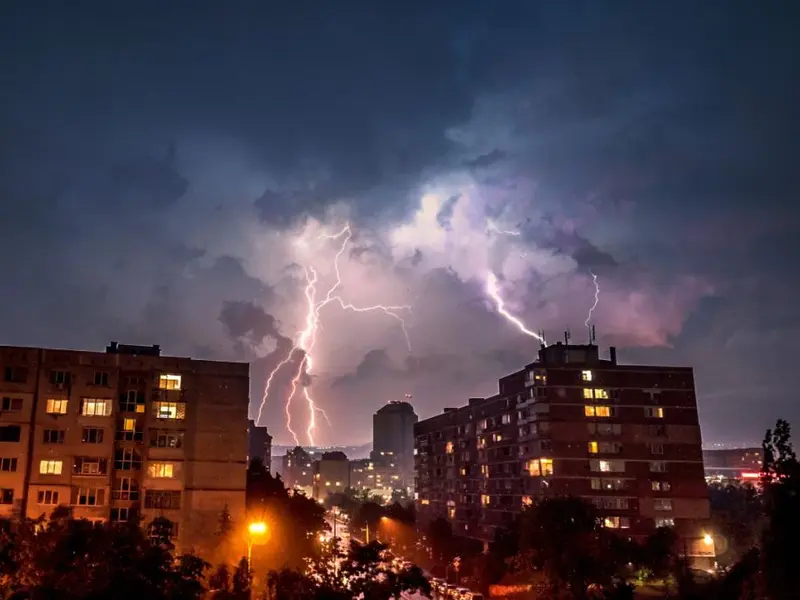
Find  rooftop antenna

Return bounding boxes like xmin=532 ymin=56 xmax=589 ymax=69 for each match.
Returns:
xmin=564 ymin=329 xmax=571 ymax=344
xmin=591 ymin=324 xmax=597 ymax=344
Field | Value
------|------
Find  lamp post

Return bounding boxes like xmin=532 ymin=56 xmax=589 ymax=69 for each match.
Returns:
xmin=247 ymin=521 xmax=267 ymax=567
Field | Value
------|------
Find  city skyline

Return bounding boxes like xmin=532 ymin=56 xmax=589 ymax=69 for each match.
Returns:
xmin=2 ymin=4 xmax=798 ymax=446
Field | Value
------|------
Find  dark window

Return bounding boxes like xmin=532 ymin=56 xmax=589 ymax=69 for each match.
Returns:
xmin=3 ymin=366 xmax=28 ymax=383
xmin=73 ymin=457 xmax=108 ymax=476
xmin=37 ymin=490 xmax=59 ymax=504
xmin=111 ymin=507 xmax=131 ymax=522
xmin=0 ymin=426 xmax=21 ymax=442
xmin=75 ymin=487 xmax=105 ymax=506
xmin=149 ymin=429 xmax=184 ymax=448
xmin=112 ymin=477 xmax=140 ymax=501
xmin=43 ymin=429 xmax=65 ymax=444
xmin=145 ymin=490 xmax=182 ymax=510
xmin=1 ymin=397 xmax=23 ymax=412
xmin=0 ymin=489 xmax=13 ymax=504
xmin=119 ymin=390 xmax=145 ymax=413
xmin=114 ymin=448 xmax=142 ymax=471
xmin=50 ymin=371 xmax=70 ymax=385
xmin=82 ymin=427 xmax=105 ymax=444
xmin=93 ymin=371 xmax=109 ymax=386
xmin=0 ymin=458 xmax=17 ymax=471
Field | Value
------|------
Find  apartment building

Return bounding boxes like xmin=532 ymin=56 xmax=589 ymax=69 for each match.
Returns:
xmin=415 ymin=342 xmax=710 ymax=554
xmin=312 ymin=451 xmax=349 ymax=501
xmin=0 ymin=341 xmax=249 ymax=557
xmin=350 ymin=457 xmax=403 ymax=503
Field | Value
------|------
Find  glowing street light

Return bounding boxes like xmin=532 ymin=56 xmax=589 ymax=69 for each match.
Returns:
xmin=703 ymin=533 xmax=713 ymax=546
xmin=247 ymin=521 xmax=268 ymax=566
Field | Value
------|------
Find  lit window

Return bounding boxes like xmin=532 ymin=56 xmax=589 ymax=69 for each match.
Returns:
xmin=594 ymin=389 xmax=609 ymax=399
xmin=588 ymin=441 xmax=599 ymax=454
xmin=591 ymin=459 xmax=625 ymax=473
xmin=654 ymin=498 xmax=673 ymax=511
xmin=586 ymin=405 xmax=612 ymax=417
xmin=481 ymin=494 xmax=490 ymax=506
xmin=493 ymin=432 xmax=503 ymax=442
xmin=147 ymin=462 xmax=174 ymax=478
xmin=527 ymin=458 xmax=554 ymax=477
xmin=583 ymin=388 xmax=594 ymax=400
xmin=81 ymin=398 xmax=111 ymax=417
xmin=158 ymin=374 xmax=182 ymax=390
xmin=501 ymin=413 xmax=512 ymax=424
xmin=448 ymin=507 xmax=456 ymax=519
xmin=651 ymin=480 xmax=671 ymax=492
xmin=603 ymin=516 xmax=630 ymax=529
xmin=477 ymin=437 xmax=486 ymax=449
xmin=645 ymin=407 xmax=664 ymax=418
xmin=123 ymin=418 xmax=136 ymax=432
xmin=655 ymin=518 xmax=675 ymax=528
xmin=582 ymin=370 xmax=593 ymax=382
xmin=445 ymin=442 xmax=454 ymax=454
xmin=522 ymin=495 xmax=533 ymax=506
xmin=46 ymin=399 xmax=68 ymax=415
xmin=153 ymin=402 xmax=185 ymax=420
xmin=39 ymin=460 xmax=63 ymax=475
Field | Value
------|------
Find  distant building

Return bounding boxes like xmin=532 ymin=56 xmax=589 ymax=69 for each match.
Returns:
xmin=247 ymin=420 xmax=272 ymax=470
xmin=372 ymin=401 xmax=418 ymax=493
xmin=313 ymin=451 xmax=349 ymax=501
xmin=281 ymin=446 xmax=314 ymax=492
xmin=270 ymin=455 xmax=284 ymax=478
xmin=349 ymin=458 xmax=402 ymax=503
xmin=703 ymin=448 xmax=762 ymax=482
xmin=415 ymin=341 xmax=711 ymax=560
xmin=0 ymin=341 xmax=249 ymax=558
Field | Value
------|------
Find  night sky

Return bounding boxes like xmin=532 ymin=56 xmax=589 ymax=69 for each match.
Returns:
xmin=2 ymin=2 xmax=798 ymax=447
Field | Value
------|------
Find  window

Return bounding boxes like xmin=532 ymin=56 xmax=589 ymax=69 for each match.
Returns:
xmin=583 ymin=388 xmax=594 ymax=400
xmin=501 ymin=413 xmax=512 ymax=424
xmin=4 ymin=366 xmax=28 ymax=383
xmin=527 ymin=458 xmax=554 ymax=477
xmin=593 ymin=389 xmax=609 ymax=399
xmin=114 ymin=448 xmax=142 ymax=471
xmin=147 ymin=462 xmax=175 ymax=478
xmin=655 ymin=518 xmax=675 ymax=528
xmin=481 ymin=494 xmax=490 ymax=506
xmin=648 ymin=424 xmax=667 ymax=437
xmin=43 ymin=429 xmax=65 ymax=444
xmin=73 ymin=457 xmax=108 ymax=476
xmin=445 ymin=442 xmax=454 ymax=454
xmin=645 ymin=407 xmax=664 ymax=418
xmin=589 ymin=422 xmax=623 ymax=436
xmin=588 ymin=441 xmax=599 ymax=454
xmin=93 ymin=371 xmax=109 ymax=386
xmin=591 ymin=459 xmax=625 ymax=473
xmin=111 ymin=507 xmax=131 ymax=523
xmin=595 ymin=497 xmax=629 ymax=510
xmin=448 ymin=507 xmax=456 ymax=519
xmin=1 ymin=397 xmax=23 ymax=412
xmin=120 ymin=390 xmax=146 ymax=413
xmin=0 ymin=425 xmax=21 ymax=442
xmin=76 ymin=487 xmax=105 ymax=506
xmin=123 ymin=418 xmax=136 ymax=431
xmin=46 ymin=398 xmax=68 ymax=415
xmin=591 ymin=478 xmax=627 ymax=491
xmin=650 ymin=461 xmax=667 ymax=473
xmin=39 ymin=459 xmax=63 ymax=475
xmin=112 ymin=477 xmax=140 ymax=501
xmin=492 ymin=432 xmax=503 ymax=442
xmin=37 ymin=489 xmax=59 ymax=505
xmin=158 ymin=374 xmax=182 ymax=390
xmin=153 ymin=401 xmax=185 ymax=420
xmin=50 ymin=370 xmax=70 ymax=385
xmin=0 ymin=457 xmax=18 ymax=472
xmin=651 ymin=481 xmax=672 ymax=492
xmin=603 ymin=516 xmax=630 ymax=529
xmin=654 ymin=498 xmax=673 ymax=511
xmin=0 ymin=489 xmax=12 ymax=505
xmin=581 ymin=370 xmax=593 ymax=382
xmin=81 ymin=398 xmax=111 ymax=417
xmin=82 ymin=427 xmax=105 ymax=444
xmin=585 ymin=405 xmax=613 ymax=417
xmin=649 ymin=443 xmax=664 ymax=455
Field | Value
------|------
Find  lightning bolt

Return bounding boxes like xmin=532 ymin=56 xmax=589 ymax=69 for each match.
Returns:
xmin=256 ymin=223 xmax=412 ymax=446
xmin=487 ymin=219 xmax=521 ymax=236
xmin=584 ymin=271 xmax=600 ymax=329
xmin=486 ymin=272 xmax=546 ymax=343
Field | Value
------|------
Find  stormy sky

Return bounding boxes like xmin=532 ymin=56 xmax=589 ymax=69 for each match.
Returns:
xmin=2 ymin=2 xmax=798 ymax=447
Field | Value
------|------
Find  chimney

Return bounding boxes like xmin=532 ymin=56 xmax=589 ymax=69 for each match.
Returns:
xmin=609 ymin=346 xmax=617 ymax=365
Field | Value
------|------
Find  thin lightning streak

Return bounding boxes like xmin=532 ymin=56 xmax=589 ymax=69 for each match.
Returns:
xmin=486 ymin=272 xmax=546 ymax=344
xmin=256 ymin=222 xmax=413 ymax=446
xmin=584 ymin=271 xmax=600 ymax=329
xmin=487 ymin=219 xmax=521 ymax=236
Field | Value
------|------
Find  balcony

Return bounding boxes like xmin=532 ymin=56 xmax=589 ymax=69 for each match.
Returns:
xmin=116 ymin=430 xmax=144 ymax=443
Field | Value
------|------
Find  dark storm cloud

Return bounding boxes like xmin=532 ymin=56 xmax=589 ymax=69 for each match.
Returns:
xmin=464 ymin=149 xmax=506 ymax=170
xmin=218 ymin=301 xmax=281 ymax=344
xmin=112 ymin=152 xmax=189 ymax=208
xmin=435 ymin=195 xmax=461 ymax=230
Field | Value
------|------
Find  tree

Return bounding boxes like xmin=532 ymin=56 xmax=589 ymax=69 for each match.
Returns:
xmin=707 ymin=481 xmax=762 ymax=566
xmin=427 ymin=516 xmax=456 ymax=565
xmin=760 ymin=418 xmax=800 ymax=600
xmin=351 ymin=501 xmax=384 ymax=542
xmin=208 ymin=558 xmax=251 ymax=600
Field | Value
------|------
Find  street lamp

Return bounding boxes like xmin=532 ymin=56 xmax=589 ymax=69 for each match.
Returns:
xmin=247 ymin=521 xmax=268 ymax=566
xmin=703 ymin=533 xmax=713 ymax=546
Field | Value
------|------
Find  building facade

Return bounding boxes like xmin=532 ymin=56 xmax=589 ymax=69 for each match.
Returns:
xmin=281 ymin=446 xmax=314 ymax=494
xmin=703 ymin=447 xmax=762 ymax=482
xmin=350 ymin=458 xmax=403 ymax=503
xmin=0 ymin=342 xmax=249 ymax=557
xmin=313 ymin=451 xmax=349 ymax=501
xmin=415 ymin=342 xmax=710 ymax=553
xmin=247 ymin=419 xmax=272 ymax=470
xmin=372 ymin=401 xmax=418 ymax=494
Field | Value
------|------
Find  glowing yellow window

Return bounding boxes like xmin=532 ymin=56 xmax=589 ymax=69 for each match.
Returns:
xmin=481 ymin=494 xmax=490 ymax=506
xmin=585 ymin=405 xmax=596 ymax=417
xmin=594 ymin=389 xmax=609 ymax=399
xmin=522 ymin=495 xmax=533 ymax=506
xmin=445 ymin=441 xmax=454 ymax=454
xmin=123 ymin=418 xmax=136 ymax=431
xmin=583 ymin=388 xmax=594 ymax=400
xmin=595 ymin=406 xmax=611 ymax=417
xmin=147 ymin=462 xmax=174 ymax=478
xmin=540 ymin=458 xmax=554 ymax=476
xmin=158 ymin=374 xmax=182 ymax=390
xmin=478 ymin=437 xmax=486 ymax=449
xmin=46 ymin=398 xmax=68 ymax=415
xmin=420 ymin=499 xmax=430 ymax=505
xmin=493 ymin=433 xmax=503 ymax=442
xmin=39 ymin=459 xmax=63 ymax=475
xmin=582 ymin=370 xmax=593 ymax=382
xmin=588 ymin=441 xmax=599 ymax=454
xmin=448 ymin=507 xmax=456 ymax=519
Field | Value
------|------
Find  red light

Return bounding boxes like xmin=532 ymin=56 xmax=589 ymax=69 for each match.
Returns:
xmin=740 ymin=471 xmax=760 ymax=479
